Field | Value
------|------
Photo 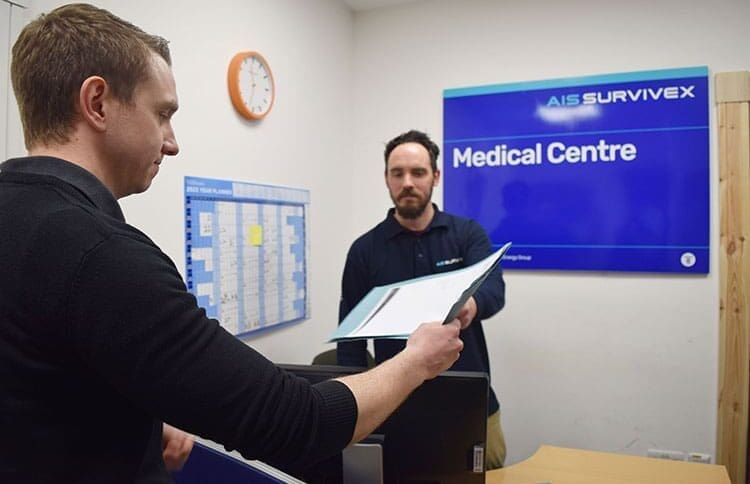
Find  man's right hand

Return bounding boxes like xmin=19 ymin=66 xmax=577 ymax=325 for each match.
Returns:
xmin=403 ymin=320 xmax=463 ymax=382
xmin=337 ymin=319 xmax=463 ymax=444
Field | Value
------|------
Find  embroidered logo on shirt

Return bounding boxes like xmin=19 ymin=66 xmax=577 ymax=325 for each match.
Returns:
xmin=436 ymin=257 xmax=463 ymax=267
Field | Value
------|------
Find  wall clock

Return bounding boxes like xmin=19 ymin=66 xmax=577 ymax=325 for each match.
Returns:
xmin=227 ymin=51 xmax=275 ymax=120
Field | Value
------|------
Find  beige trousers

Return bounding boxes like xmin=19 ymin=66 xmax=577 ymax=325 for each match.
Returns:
xmin=486 ymin=410 xmax=506 ymax=470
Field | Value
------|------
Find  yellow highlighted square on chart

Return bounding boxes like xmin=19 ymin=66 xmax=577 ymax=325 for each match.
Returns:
xmin=248 ymin=224 xmax=263 ymax=246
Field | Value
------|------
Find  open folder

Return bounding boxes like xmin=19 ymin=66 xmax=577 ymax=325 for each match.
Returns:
xmin=329 ymin=242 xmax=512 ymax=342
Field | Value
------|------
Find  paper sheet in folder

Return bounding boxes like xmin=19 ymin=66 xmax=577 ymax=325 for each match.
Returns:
xmin=329 ymin=242 xmax=511 ymax=341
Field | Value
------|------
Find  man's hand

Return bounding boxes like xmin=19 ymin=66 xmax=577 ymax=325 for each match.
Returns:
xmin=456 ymin=296 xmax=478 ymax=330
xmin=338 ymin=319 xmax=463 ymax=443
xmin=404 ymin=320 xmax=464 ymax=381
xmin=162 ymin=423 xmax=194 ymax=471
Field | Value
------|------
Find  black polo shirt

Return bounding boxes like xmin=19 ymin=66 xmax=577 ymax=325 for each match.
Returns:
xmin=337 ymin=205 xmax=505 ymax=413
xmin=0 ymin=156 xmax=126 ymax=221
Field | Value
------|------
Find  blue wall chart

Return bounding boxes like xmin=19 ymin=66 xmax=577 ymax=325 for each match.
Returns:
xmin=443 ymin=66 xmax=709 ymax=273
xmin=184 ymin=176 xmax=310 ymax=337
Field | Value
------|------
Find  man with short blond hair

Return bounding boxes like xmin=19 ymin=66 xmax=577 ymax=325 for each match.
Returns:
xmin=0 ymin=5 xmax=463 ymax=482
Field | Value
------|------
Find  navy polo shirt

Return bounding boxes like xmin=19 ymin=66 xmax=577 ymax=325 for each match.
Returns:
xmin=337 ymin=205 xmax=505 ymax=413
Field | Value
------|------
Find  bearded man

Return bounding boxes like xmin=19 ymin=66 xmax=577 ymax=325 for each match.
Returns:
xmin=336 ymin=129 xmax=508 ymax=469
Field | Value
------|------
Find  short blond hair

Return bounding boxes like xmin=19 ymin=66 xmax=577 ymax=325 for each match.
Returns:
xmin=11 ymin=3 xmax=171 ymax=149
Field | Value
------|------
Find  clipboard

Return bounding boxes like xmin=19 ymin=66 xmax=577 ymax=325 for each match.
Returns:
xmin=442 ymin=245 xmax=506 ymax=324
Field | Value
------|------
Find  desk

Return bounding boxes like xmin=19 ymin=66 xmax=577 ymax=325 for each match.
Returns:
xmin=487 ymin=446 xmax=730 ymax=484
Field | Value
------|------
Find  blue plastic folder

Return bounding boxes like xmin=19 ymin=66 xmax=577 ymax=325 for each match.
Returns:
xmin=329 ymin=242 xmax=511 ymax=342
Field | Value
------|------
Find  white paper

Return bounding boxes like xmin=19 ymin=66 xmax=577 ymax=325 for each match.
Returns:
xmin=344 ymin=242 xmax=511 ymax=339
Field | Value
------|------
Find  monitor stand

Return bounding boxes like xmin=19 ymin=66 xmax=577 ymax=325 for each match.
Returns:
xmin=343 ymin=437 xmax=384 ymax=484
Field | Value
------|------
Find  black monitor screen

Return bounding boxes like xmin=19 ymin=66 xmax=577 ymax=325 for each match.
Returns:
xmin=278 ymin=364 xmax=488 ymax=484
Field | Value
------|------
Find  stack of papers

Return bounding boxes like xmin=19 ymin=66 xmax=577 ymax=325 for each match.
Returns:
xmin=329 ymin=242 xmax=512 ymax=341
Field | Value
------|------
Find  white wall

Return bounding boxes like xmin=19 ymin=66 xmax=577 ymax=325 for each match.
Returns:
xmin=351 ymin=0 xmax=749 ymax=465
xmin=2 ymin=0 xmax=27 ymax=160
xmin=12 ymin=0 xmax=747 ymax=468
xmin=1 ymin=1 xmax=9 ymax=159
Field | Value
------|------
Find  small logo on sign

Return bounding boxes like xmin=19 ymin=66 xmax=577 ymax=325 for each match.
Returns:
xmin=680 ymin=252 xmax=696 ymax=268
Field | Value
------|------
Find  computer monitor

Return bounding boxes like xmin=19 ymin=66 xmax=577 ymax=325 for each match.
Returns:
xmin=278 ymin=364 xmax=488 ymax=484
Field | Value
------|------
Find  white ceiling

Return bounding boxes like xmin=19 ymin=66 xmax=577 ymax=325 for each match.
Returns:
xmin=343 ymin=0 xmax=418 ymax=12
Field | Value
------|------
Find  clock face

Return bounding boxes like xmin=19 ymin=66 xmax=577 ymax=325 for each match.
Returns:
xmin=228 ymin=52 xmax=275 ymax=120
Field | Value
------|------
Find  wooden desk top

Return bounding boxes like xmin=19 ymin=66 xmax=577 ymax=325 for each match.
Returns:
xmin=486 ymin=445 xmax=731 ymax=484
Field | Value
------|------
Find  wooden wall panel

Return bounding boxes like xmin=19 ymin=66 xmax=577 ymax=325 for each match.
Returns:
xmin=717 ymin=70 xmax=750 ymax=484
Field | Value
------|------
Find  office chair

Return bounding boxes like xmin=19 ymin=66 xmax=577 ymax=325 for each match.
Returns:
xmin=312 ymin=348 xmax=375 ymax=368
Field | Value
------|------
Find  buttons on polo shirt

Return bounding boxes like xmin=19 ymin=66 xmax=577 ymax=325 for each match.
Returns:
xmin=415 ymin=239 xmax=430 ymax=276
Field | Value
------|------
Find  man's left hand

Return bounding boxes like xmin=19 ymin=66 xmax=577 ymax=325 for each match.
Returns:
xmin=457 ymin=297 xmax=477 ymax=330
xmin=162 ymin=423 xmax=194 ymax=471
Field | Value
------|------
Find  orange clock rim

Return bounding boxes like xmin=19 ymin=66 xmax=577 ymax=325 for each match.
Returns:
xmin=227 ymin=51 xmax=275 ymax=120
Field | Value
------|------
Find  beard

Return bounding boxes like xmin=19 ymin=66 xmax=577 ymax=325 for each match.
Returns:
xmin=391 ymin=187 xmax=433 ymax=220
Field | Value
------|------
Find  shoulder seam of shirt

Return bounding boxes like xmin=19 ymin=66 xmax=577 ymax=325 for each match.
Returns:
xmin=60 ymin=230 xmax=161 ymax=330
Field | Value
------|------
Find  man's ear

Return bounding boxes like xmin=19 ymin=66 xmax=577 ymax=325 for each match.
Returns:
xmin=78 ymin=76 xmax=109 ymax=132
xmin=433 ymin=169 xmax=441 ymax=187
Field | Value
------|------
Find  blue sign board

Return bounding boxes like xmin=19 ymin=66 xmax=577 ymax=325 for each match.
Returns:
xmin=443 ymin=67 xmax=709 ymax=273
